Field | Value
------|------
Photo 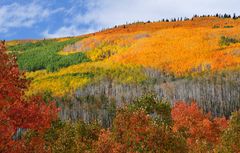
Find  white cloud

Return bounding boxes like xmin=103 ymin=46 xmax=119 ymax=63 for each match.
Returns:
xmin=73 ymin=0 xmax=240 ymax=27
xmin=42 ymin=26 xmax=96 ymax=38
xmin=44 ymin=0 xmax=240 ymax=38
xmin=47 ymin=0 xmax=240 ymax=36
xmin=2 ymin=0 xmax=240 ymax=38
xmin=0 ymin=2 xmax=63 ymax=33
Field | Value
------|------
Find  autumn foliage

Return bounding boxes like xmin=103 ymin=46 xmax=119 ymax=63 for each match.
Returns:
xmin=92 ymin=95 xmax=235 ymax=153
xmin=1 ymin=48 xmax=239 ymax=153
xmin=218 ymin=110 xmax=240 ymax=152
xmin=3 ymin=16 xmax=240 ymax=152
xmin=0 ymin=41 xmax=58 ymax=152
xmin=94 ymin=109 xmax=187 ymax=153
xmin=171 ymin=102 xmax=228 ymax=152
xmin=9 ymin=17 xmax=240 ymax=97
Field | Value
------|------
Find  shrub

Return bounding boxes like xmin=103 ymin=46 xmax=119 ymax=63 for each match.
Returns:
xmin=212 ymin=25 xmax=220 ymax=29
xmin=172 ymin=102 xmax=228 ymax=152
xmin=219 ymin=36 xmax=239 ymax=46
xmin=217 ymin=110 xmax=240 ymax=153
xmin=128 ymin=94 xmax=172 ymax=125
xmin=94 ymin=109 xmax=187 ymax=153
xmin=44 ymin=120 xmax=101 ymax=153
xmin=224 ymin=25 xmax=234 ymax=28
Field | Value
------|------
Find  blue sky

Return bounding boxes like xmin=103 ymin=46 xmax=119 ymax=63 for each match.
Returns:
xmin=0 ymin=0 xmax=240 ymax=40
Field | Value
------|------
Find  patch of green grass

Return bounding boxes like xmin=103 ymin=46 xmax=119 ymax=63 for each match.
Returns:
xmin=46 ymin=53 xmax=91 ymax=72
xmin=8 ymin=40 xmax=53 ymax=52
xmin=10 ymin=38 xmax=91 ymax=72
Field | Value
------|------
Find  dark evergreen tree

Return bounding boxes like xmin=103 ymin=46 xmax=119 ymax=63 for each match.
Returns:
xmin=233 ymin=13 xmax=237 ymax=19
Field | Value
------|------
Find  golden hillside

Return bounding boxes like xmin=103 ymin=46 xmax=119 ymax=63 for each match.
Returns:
xmin=8 ymin=17 xmax=240 ymax=96
xmin=65 ymin=17 xmax=240 ymax=75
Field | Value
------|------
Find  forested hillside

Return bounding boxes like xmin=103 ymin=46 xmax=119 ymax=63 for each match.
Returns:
xmin=2 ymin=15 xmax=240 ymax=152
xmin=6 ymin=16 xmax=240 ymax=120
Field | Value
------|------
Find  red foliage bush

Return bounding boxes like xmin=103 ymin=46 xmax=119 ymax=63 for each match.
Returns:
xmin=0 ymin=41 xmax=58 ymax=153
xmin=171 ymin=101 xmax=228 ymax=151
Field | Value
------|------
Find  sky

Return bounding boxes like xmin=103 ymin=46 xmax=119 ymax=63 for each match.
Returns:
xmin=0 ymin=0 xmax=240 ymax=40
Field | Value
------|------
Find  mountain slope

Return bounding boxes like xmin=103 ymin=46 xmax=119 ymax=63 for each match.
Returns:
xmin=6 ymin=17 xmax=240 ymax=123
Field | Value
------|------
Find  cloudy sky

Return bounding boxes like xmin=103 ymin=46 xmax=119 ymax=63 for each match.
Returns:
xmin=0 ymin=0 xmax=239 ymax=40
